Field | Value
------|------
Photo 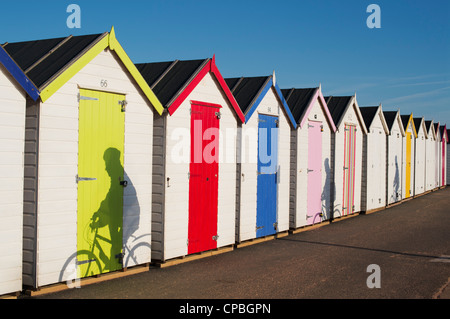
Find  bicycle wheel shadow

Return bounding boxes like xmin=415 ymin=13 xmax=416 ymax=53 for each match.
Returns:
xmin=59 ymin=148 xmax=150 ymax=284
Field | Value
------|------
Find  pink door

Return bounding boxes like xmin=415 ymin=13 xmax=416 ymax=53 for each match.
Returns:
xmin=307 ymin=121 xmax=322 ymax=225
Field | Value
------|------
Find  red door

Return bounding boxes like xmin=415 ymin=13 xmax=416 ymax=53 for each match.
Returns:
xmin=188 ymin=102 xmax=221 ymax=254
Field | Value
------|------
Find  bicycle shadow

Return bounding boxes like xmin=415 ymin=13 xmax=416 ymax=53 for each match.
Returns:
xmin=59 ymin=148 xmax=150 ymax=284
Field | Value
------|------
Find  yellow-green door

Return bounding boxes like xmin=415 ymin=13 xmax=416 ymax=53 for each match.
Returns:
xmin=77 ymin=89 xmax=126 ymax=278
xmin=405 ymin=132 xmax=411 ymax=198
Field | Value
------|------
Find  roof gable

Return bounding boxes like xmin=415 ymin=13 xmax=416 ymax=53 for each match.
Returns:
xmin=224 ymin=73 xmax=296 ymax=127
xmin=434 ymin=122 xmax=441 ymax=140
xmin=282 ymin=86 xmax=336 ymax=132
xmin=440 ymin=125 xmax=448 ymax=142
xmin=0 ymin=45 xmax=39 ymax=100
xmin=401 ymin=114 xmax=418 ymax=138
xmin=424 ymin=120 xmax=436 ymax=140
xmin=137 ymin=56 xmax=245 ymax=123
xmin=136 ymin=59 xmax=207 ymax=107
xmin=359 ymin=105 xmax=389 ymax=134
xmin=383 ymin=110 xmax=405 ymax=136
xmin=2 ymin=27 xmax=164 ymax=114
xmin=413 ymin=117 xmax=427 ymax=138
xmin=324 ymin=95 xmax=368 ymax=134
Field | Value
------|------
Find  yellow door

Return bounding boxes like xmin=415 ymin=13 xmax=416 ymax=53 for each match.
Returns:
xmin=405 ymin=132 xmax=411 ymax=198
xmin=77 ymin=89 xmax=126 ymax=278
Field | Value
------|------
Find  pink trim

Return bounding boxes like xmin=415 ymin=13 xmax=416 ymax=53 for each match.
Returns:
xmin=351 ymin=126 xmax=356 ymax=214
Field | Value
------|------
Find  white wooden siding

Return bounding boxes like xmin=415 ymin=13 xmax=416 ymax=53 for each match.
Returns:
xmin=162 ymin=72 xmax=238 ymax=261
xmin=35 ymin=49 xmax=154 ymax=288
xmin=0 ymin=65 xmax=26 ymax=296
xmin=363 ymin=114 xmax=387 ymax=211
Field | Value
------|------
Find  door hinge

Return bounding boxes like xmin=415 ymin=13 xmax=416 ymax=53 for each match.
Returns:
xmin=78 ymin=93 xmax=99 ymax=102
xmin=273 ymin=222 xmax=278 ymax=230
xmin=76 ymin=174 xmax=97 ymax=183
xmin=256 ymin=226 xmax=264 ymax=231
xmin=212 ymin=235 xmax=219 ymax=241
xmin=215 ymin=112 xmax=221 ymax=119
xmin=275 ymin=120 xmax=279 ymax=127
xmin=308 ymin=124 xmax=314 ymax=128
xmin=307 ymin=169 xmax=314 ymax=173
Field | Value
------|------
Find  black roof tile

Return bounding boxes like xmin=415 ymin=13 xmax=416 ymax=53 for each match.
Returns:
xmin=3 ymin=33 xmax=104 ymax=88
xmin=136 ymin=59 xmax=207 ymax=107
xmin=281 ymin=88 xmax=317 ymax=124
xmin=225 ymin=76 xmax=270 ymax=115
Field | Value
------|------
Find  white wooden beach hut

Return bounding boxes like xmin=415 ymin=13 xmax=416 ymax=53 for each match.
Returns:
xmin=359 ymin=105 xmax=389 ymax=213
xmin=383 ymin=110 xmax=405 ymax=205
xmin=447 ymin=129 xmax=450 ymax=186
xmin=439 ymin=125 xmax=448 ymax=187
xmin=413 ymin=117 xmax=427 ymax=196
xmin=400 ymin=114 xmax=417 ymax=200
xmin=136 ymin=56 xmax=245 ymax=263
xmin=424 ymin=120 xmax=436 ymax=192
xmin=223 ymin=74 xmax=296 ymax=243
xmin=324 ymin=95 xmax=368 ymax=217
xmin=281 ymin=86 xmax=336 ymax=229
xmin=0 ymin=45 xmax=39 ymax=296
xmin=3 ymin=28 xmax=163 ymax=290
xmin=434 ymin=123 xmax=441 ymax=189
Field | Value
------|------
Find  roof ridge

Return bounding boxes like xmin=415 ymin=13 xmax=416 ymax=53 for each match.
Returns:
xmin=165 ymin=58 xmax=210 ymax=108
xmin=24 ymin=35 xmax=73 ymax=74
xmin=150 ymin=59 xmax=179 ymax=89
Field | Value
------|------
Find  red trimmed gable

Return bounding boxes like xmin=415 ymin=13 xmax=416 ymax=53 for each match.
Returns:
xmin=167 ymin=57 xmax=245 ymax=123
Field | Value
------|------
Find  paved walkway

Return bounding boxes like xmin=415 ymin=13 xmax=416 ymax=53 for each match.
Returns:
xmin=21 ymin=188 xmax=450 ymax=300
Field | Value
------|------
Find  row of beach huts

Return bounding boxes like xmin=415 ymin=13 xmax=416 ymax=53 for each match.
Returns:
xmin=0 ymin=28 xmax=448 ymax=297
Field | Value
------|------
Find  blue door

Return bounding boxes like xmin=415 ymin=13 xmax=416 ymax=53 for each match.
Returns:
xmin=256 ymin=114 xmax=279 ymax=238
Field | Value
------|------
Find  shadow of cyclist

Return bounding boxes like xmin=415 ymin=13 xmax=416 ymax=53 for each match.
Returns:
xmin=89 ymin=147 xmax=126 ymax=271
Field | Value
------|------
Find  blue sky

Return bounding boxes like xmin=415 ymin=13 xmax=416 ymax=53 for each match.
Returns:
xmin=1 ymin=0 xmax=449 ymax=127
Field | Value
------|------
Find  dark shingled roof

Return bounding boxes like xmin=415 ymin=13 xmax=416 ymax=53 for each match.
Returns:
xmin=324 ymin=96 xmax=353 ymax=124
xmin=434 ymin=123 xmax=440 ymax=136
xmin=425 ymin=120 xmax=433 ymax=132
xmin=359 ymin=106 xmax=379 ymax=129
xmin=400 ymin=115 xmax=412 ymax=130
xmin=225 ymin=76 xmax=271 ymax=115
xmin=383 ymin=111 xmax=398 ymax=131
xmin=439 ymin=125 xmax=447 ymax=139
xmin=136 ymin=59 xmax=208 ymax=107
xmin=3 ymin=33 xmax=105 ymax=88
xmin=281 ymin=88 xmax=317 ymax=124
xmin=413 ymin=118 xmax=424 ymax=133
